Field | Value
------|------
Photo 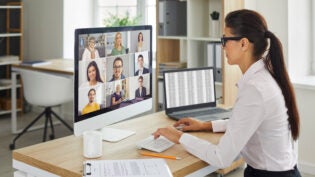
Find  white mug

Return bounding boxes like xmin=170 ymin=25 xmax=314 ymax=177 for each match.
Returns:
xmin=83 ymin=130 xmax=103 ymax=158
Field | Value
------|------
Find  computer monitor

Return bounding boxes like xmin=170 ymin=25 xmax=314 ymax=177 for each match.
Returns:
xmin=74 ymin=25 xmax=153 ymax=136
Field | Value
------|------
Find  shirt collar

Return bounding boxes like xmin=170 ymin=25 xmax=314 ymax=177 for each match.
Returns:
xmin=237 ymin=59 xmax=265 ymax=89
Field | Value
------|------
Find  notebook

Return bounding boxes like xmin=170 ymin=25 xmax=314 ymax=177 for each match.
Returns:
xmin=163 ymin=67 xmax=232 ymax=121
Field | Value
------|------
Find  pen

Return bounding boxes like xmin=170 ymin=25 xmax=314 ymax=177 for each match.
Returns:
xmin=140 ymin=151 xmax=181 ymax=160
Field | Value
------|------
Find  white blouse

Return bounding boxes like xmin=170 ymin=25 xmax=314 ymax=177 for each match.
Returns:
xmin=179 ymin=59 xmax=297 ymax=171
xmin=82 ymin=48 xmax=100 ymax=60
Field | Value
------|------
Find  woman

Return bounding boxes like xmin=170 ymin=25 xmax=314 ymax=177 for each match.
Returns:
xmin=80 ymin=61 xmax=103 ymax=87
xmin=137 ymin=32 xmax=145 ymax=52
xmin=111 ymin=84 xmax=122 ymax=106
xmin=111 ymin=32 xmax=126 ymax=56
xmin=153 ymin=9 xmax=301 ymax=177
xmin=82 ymin=36 xmax=100 ymax=60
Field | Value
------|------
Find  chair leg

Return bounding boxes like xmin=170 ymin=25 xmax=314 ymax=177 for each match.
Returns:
xmin=50 ymin=109 xmax=73 ymax=131
xmin=9 ymin=107 xmax=73 ymax=150
xmin=9 ymin=110 xmax=46 ymax=150
xmin=43 ymin=109 xmax=50 ymax=142
xmin=48 ymin=110 xmax=55 ymax=140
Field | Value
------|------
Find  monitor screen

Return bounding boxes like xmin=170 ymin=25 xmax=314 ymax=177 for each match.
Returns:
xmin=74 ymin=25 xmax=153 ymax=136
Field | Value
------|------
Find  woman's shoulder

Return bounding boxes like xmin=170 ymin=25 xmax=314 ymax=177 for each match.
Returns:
xmin=111 ymin=48 xmax=118 ymax=54
xmin=80 ymin=82 xmax=89 ymax=87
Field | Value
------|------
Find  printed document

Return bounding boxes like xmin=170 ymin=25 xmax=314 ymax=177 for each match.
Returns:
xmin=83 ymin=158 xmax=173 ymax=177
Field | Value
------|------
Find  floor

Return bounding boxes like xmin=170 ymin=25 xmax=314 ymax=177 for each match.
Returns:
xmin=0 ymin=110 xmax=72 ymax=177
xmin=0 ymin=111 xmax=314 ymax=177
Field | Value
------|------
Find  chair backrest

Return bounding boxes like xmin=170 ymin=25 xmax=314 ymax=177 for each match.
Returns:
xmin=19 ymin=69 xmax=73 ymax=107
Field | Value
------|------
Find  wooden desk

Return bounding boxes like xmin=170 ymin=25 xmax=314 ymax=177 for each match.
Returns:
xmin=10 ymin=59 xmax=74 ymax=134
xmin=12 ymin=112 xmax=243 ymax=177
xmin=12 ymin=59 xmax=74 ymax=75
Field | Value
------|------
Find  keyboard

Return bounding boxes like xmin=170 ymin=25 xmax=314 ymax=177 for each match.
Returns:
xmin=136 ymin=136 xmax=175 ymax=153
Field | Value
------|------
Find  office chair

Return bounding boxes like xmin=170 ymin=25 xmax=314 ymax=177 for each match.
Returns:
xmin=9 ymin=69 xmax=73 ymax=150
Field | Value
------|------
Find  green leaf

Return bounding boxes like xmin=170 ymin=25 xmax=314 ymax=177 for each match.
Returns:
xmin=103 ymin=12 xmax=141 ymax=27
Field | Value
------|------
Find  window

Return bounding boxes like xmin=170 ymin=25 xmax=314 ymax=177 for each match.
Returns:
xmin=94 ymin=0 xmax=156 ymax=59
xmin=94 ymin=1 xmax=138 ymax=26
xmin=94 ymin=1 xmax=156 ymax=32
xmin=288 ymin=0 xmax=314 ymax=78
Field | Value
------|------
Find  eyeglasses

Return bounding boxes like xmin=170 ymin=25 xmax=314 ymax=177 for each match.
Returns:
xmin=220 ymin=36 xmax=244 ymax=47
xmin=113 ymin=65 xmax=122 ymax=69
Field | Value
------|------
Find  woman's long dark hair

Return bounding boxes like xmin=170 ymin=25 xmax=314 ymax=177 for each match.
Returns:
xmin=225 ymin=9 xmax=300 ymax=140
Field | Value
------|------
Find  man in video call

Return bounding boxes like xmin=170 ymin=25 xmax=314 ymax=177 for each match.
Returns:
xmin=135 ymin=76 xmax=147 ymax=99
xmin=82 ymin=88 xmax=100 ymax=115
xmin=135 ymin=54 xmax=149 ymax=76
xmin=110 ymin=57 xmax=126 ymax=81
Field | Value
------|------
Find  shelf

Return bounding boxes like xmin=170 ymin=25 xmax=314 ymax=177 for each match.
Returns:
xmin=0 ymin=60 xmax=20 ymax=66
xmin=158 ymin=36 xmax=221 ymax=42
xmin=158 ymin=36 xmax=187 ymax=40
xmin=0 ymin=108 xmax=22 ymax=115
xmin=0 ymin=5 xmax=22 ymax=9
xmin=0 ymin=83 xmax=21 ymax=90
xmin=0 ymin=2 xmax=24 ymax=117
xmin=189 ymin=37 xmax=221 ymax=42
xmin=0 ymin=55 xmax=20 ymax=65
xmin=0 ymin=33 xmax=22 ymax=37
xmin=0 ymin=78 xmax=21 ymax=91
xmin=156 ymin=0 xmax=244 ymax=109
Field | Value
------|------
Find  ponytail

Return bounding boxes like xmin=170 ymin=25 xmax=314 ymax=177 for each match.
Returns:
xmin=264 ymin=31 xmax=300 ymax=140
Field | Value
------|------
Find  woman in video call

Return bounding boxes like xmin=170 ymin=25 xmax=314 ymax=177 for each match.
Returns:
xmin=153 ymin=9 xmax=301 ymax=177
xmin=111 ymin=32 xmax=126 ymax=56
xmin=111 ymin=84 xmax=122 ymax=106
xmin=137 ymin=32 xmax=145 ymax=52
xmin=80 ymin=61 xmax=103 ymax=87
xmin=82 ymin=36 xmax=100 ymax=60
xmin=82 ymin=88 xmax=100 ymax=115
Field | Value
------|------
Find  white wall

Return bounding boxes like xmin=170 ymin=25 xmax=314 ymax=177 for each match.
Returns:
xmin=63 ymin=0 xmax=94 ymax=59
xmin=288 ymin=0 xmax=312 ymax=78
xmin=23 ymin=0 xmax=63 ymax=60
xmin=244 ymin=0 xmax=288 ymax=62
xmin=23 ymin=0 xmax=94 ymax=61
xmin=294 ymin=85 xmax=315 ymax=174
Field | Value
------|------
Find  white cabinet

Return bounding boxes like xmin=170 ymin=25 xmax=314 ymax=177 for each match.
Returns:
xmin=156 ymin=0 xmax=244 ymax=110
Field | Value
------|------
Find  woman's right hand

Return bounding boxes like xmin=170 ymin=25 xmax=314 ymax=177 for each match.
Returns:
xmin=173 ymin=117 xmax=212 ymax=132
